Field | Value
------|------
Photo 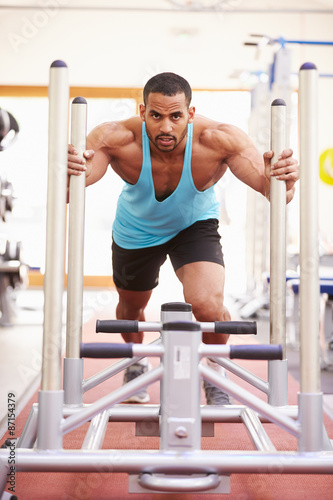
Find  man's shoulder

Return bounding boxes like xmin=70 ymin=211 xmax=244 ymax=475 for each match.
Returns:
xmin=90 ymin=116 xmax=142 ymax=148
xmin=193 ymin=116 xmax=244 ymax=150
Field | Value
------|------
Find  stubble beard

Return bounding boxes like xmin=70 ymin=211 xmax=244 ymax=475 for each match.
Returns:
xmin=145 ymin=124 xmax=188 ymax=153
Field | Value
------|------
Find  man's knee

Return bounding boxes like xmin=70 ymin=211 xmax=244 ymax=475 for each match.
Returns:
xmin=116 ymin=288 xmax=152 ymax=319
xmin=191 ymin=292 xmax=226 ymax=322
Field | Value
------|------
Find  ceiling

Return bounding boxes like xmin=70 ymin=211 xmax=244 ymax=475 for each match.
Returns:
xmin=0 ymin=0 xmax=333 ymax=13
xmin=0 ymin=0 xmax=333 ymax=88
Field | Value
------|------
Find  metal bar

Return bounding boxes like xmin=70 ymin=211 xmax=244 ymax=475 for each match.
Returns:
xmin=299 ymin=63 xmax=321 ymax=394
xmin=298 ymin=392 xmax=325 ymax=452
xmin=131 ymin=345 xmax=164 ymax=357
xmin=138 ymin=472 xmax=221 ymax=492
xmin=137 ymin=321 xmax=218 ymax=332
xmin=80 ymin=342 xmax=163 ymax=358
xmin=60 ymin=403 xmax=299 ymax=423
xmin=200 ymin=345 xmax=282 ymax=360
xmin=241 ymin=408 xmax=276 ymax=452
xmin=282 ymin=40 xmax=333 ymax=46
xmin=98 ymin=320 xmax=255 ymax=334
xmin=200 ymin=405 xmax=299 ymax=422
xmin=63 ymin=357 xmax=84 ymax=404
xmin=200 ymin=365 xmax=300 ymax=437
xmin=107 ymin=405 xmax=160 ymax=422
xmin=10 ymin=449 xmax=333 ymax=474
xmin=17 ymin=405 xmax=39 ymax=449
xmin=83 ymin=356 xmax=143 ymax=393
xmin=41 ymin=60 xmax=69 ymax=391
xmin=81 ymin=410 xmax=109 ymax=450
xmin=161 ymin=302 xmax=193 ymax=323
xmin=61 ymin=365 xmax=164 ymax=435
xmin=82 ymin=338 xmax=162 ymax=393
xmin=137 ymin=321 xmax=161 ymax=331
xmin=199 ymin=345 xmax=230 ymax=357
xmin=36 ymin=60 xmax=68 ymax=452
xmin=268 ymin=359 xmax=288 ymax=406
xmin=37 ymin=390 xmax=63 ymax=450
xmin=209 ymin=357 xmax=269 ymax=394
xmin=160 ymin=322 xmax=202 ymax=452
xmin=270 ymin=99 xmax=287 ymax=354
xmin=66 ymin=97 xmax=87 ymax=359
xmin=0 ymin=460 xmax=9 ymax=497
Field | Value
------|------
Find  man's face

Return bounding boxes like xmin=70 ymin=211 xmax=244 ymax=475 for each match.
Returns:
xmin=140 ymin=92 xmax=195 ymax=153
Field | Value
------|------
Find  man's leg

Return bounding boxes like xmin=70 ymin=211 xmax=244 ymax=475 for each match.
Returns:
xmin=115 ymin=288 xmax=153 ymax=403
xmin=112 ymin=239 xmax=168 ymax=403
xmin=116 ymin=287 xmax=153 ymax=343
xmin=176 ymin=261 xmax=232 ymax=405
xmin=175 ymin=261 xmax=230 ymax=344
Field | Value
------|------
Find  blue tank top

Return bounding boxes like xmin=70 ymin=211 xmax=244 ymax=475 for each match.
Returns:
xmin=112 ymin=122 xmax=220 ymax=249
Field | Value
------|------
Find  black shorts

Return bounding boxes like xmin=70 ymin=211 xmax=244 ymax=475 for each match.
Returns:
xmin=112 ymin=218 xmax=224 ymax=291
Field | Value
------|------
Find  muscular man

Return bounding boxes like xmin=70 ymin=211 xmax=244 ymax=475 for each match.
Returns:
xmin=68 ymin=73 xmax=298 ymax=405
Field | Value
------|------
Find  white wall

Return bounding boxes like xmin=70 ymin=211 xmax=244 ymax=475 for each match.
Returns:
xmin=1 ymin=6 xmax=333 ymax=88
xmin=1 ymin=4 xmax=333 ymax=282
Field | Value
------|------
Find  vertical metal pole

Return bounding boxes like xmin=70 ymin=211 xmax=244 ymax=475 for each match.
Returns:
xmin=37 ymin=60 xmax=69 ymax=449
xmin=298 ymin=62 xmax=323 ymax=451
xmin=269 ymin=98 xmax=287 ymax=351
xmin=160 ymin=302 xmax=192 ymax=323
xmin=135 ymin=302 xmax=193 ymax=438
xmin=64 ymin=97 xmax=87 ymax=405
xmin=268 ymin=99 xmax=288 ymax=405
xmin=159 ymin=302 xmax=194 ymax=443
xmin=66 ymin=96 xmax=87 ymax=358
xmin=160 ymin=322 xmax=202 ymax=452
xmin=299 ymin=63 xmax=321 ymax=394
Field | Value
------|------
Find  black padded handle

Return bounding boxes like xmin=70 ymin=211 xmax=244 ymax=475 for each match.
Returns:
xmin=214 ymin=321 xmax=257 ymax=335
xmin=96 ymin=319 xmax=139 ymax=333
xmin=80 ymin=342 xmax=133 ymax=358
xmin=229 ymin=345 xmax=283 ymax=360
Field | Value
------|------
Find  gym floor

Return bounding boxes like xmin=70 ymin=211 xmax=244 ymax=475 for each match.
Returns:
xmin=1 ymin=261 xmax=333 ymax=438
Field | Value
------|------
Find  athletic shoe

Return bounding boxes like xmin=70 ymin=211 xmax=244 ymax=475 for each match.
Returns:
xmin=203 ymin=380 xmax=232 ymax=405
xmin=121 ymin=362 xmax=150 ymax=403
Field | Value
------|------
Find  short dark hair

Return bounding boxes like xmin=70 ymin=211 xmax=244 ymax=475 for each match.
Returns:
xmin=143 ymin=72 xmax=192 ymax=107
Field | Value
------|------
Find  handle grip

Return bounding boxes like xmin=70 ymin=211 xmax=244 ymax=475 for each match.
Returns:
xmin=80 ymin=342 xmax=133 ymax=358
xmin=96 ymin=319 xmax=139 ymax=333
xmin=214 ymin=321 xmax=257 ymax=335
xmin=96 ymin=319 xmax=257 ymax=335
xmin=229 ymin=344 xmax=283 ymax=360
xmin=138 ymin=473 xmax=220 ymax=492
